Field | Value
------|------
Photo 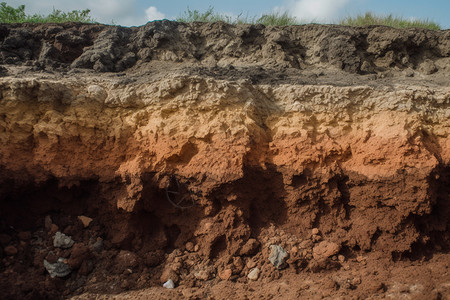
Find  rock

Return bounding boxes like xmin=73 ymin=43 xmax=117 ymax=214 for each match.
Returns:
xmin=219 ymin=269 xmax=232 ymax=280
xmin=269 ymin=245 xmax=288 ymax=269
xmin=246 ymin=259 xmax=256 ymax=269
xmin=44 ymin=257 xmax=71 ymax=278
xmin=91 ymin=238 xmax=103 ymax=253
xmin=53 ymin=232 xmax=74 ymax=249
xmin=312 ymin=241 xmax=341 ymax=261
xmin=163 ymin=279 xmax=175 ymax=289
xmin=233 ymin=256 xmax=244 ymax=272
xmin=311 ymin=228 xmax=320 ymax=235
xmin=77 ymin=216 xmax=93 ymax=228
xmin=194 ymin=244 xmax=199 ymax=252
xmin=247 ymin=268 xmax=260 ymax=280
xmin=338 ymin=255 xmax=345 ymax=263
xmin=419 ymin=59 xmax=437 ymax=75
xmin=115 ymin=250 xmax=138 ymax=269
xmin=50 ymin=224 xmax=59 ymax=234
xmin=240 ymin=238 xmax=260 ymax=256
xmin=68 ymin=243 xmax=90 ymax=269
xmin=18 ymin=231 xmax=31 ymax=241
xmin=185 ymin=242 xmax=194 ymax=252
xmin=4 ymin=245 xmax=18 ymax=256
xmin=44 ymin=215 xmax=52 ymax=230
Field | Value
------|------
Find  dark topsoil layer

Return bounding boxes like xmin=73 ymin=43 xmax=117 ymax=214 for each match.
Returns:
xmin=0 ymin=21 xmax=449 ymax=86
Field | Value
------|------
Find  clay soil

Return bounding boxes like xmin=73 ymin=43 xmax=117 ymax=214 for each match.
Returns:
xmin=0 ymin=22 xmax=449 ymax=299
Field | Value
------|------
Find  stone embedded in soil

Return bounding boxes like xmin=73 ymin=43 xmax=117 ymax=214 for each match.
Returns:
xmin=269 ymin=245 xmax=288 ymax=269
xmin=53 ymin=232 xmax=74 ymax=249
xmin=219 ymin=269 xmax=232 ymax=281
xmin=44 ymin=258 xmax=71 ymax=278
xmin=77 ymin=216 xmax=93 ymax=228
xmin=68 ymin=243 xmax=91 ymax=269
xmin=185 ymin=242 xmax=194 ymax=252
xmin=163 ymin=279 xmax=175 ymax=289
xmin=4 ymin=245 xmax=18 ymax=256
xmin=312 ymin=241 xmax=341 ymax=261
xmin=247 ymin=268 xmax=260 ymax=281
xmin=44 ymin=216 xmax=52 ymax=230
xmin=91 ymin=238 xmax=103 ymax=253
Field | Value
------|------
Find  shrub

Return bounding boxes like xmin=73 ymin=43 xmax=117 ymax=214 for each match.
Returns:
xmin=0 ymin=2 xmax=95 ymax=23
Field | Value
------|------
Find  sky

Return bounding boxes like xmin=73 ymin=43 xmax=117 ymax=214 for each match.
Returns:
xmin=5 ymin=0 xmax=450 ymax=28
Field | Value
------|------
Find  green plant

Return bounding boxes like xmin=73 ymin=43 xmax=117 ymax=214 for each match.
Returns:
xmin=0 ymin=2 xmax=95 ymax=23
xmin=176 ymin=6 xmax=297 ymax=26
xmin=340 ymin=12 xmax=440 ymax=30
xmin=0 ymin=2 xmax=26 ymax=23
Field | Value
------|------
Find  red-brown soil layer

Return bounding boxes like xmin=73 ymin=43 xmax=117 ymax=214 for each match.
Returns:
xmin=0 ymin=22 xmax=449 ymax=299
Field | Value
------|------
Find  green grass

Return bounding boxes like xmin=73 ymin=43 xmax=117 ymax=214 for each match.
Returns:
xmin=176 ymin=7 xmax=297 ymax=26
xmin=1 ymin=3 xmax=442 ymax=30
xmin=177 ymin=8 xmax=441 ymax=29
xmin=340 ymin=12 xmax=441 ymax=30
xmin=0 ymin=2 xmax=95 ymax=23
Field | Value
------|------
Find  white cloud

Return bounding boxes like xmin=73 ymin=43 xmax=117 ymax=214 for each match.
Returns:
xmin=4 ymin=0 xmax=162 ymax=26
xmin=282 ymin=0 xmax=351 ymax=23
xmin=146 ymin=6 xmax=165 ymax=21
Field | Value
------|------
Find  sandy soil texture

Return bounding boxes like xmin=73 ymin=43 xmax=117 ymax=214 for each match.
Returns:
xmin=0 ymin=22 xmax=449 ymax=299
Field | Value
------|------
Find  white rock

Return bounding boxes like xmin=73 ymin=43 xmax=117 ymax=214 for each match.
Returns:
xmin=163 ymin=279 xmax=175 ymax=289
xmin=247 ymin=268 xmax=260 ymax=280
xmin=53 ymin=231 xmax=74 ymax=249
xmin=269 ymin=245 xmax=288 ymax=269
xmin=44 ymin=258 xmax=71 ymax=278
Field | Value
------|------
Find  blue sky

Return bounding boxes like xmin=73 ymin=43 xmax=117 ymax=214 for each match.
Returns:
xmin=6 ymin=0 xmax=450 ymax=28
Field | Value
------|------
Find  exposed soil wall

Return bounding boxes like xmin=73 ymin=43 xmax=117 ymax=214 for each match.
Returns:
xmin=0 ymin=22 xmax=449 ymax=299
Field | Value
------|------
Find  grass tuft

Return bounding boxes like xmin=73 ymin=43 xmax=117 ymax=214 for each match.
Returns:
xmin=340 ymin=12 xmax=440 ymax=30
xmin=0 ymin=2 xmax=95 ymax=24
xmin=177 ymin=6 xmax=297 ymax=26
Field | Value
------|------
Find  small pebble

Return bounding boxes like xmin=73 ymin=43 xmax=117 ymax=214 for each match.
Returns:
xmin=44 ymin=216 xmax=52 ymax=230
xmin=77 ymin=216 xmax=93 ymax=228
xmin=163 ymin=279 xmax=175 ymax=289
xmin=311 ymin=228 xmax=320 ymax=235
xmin=185 ymin=242 xmax=194 ymax=252
xmin=247 ymin=268 xmax=260 ymax=280
xmin=219 ymin=269 xmax=232 ymax=281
